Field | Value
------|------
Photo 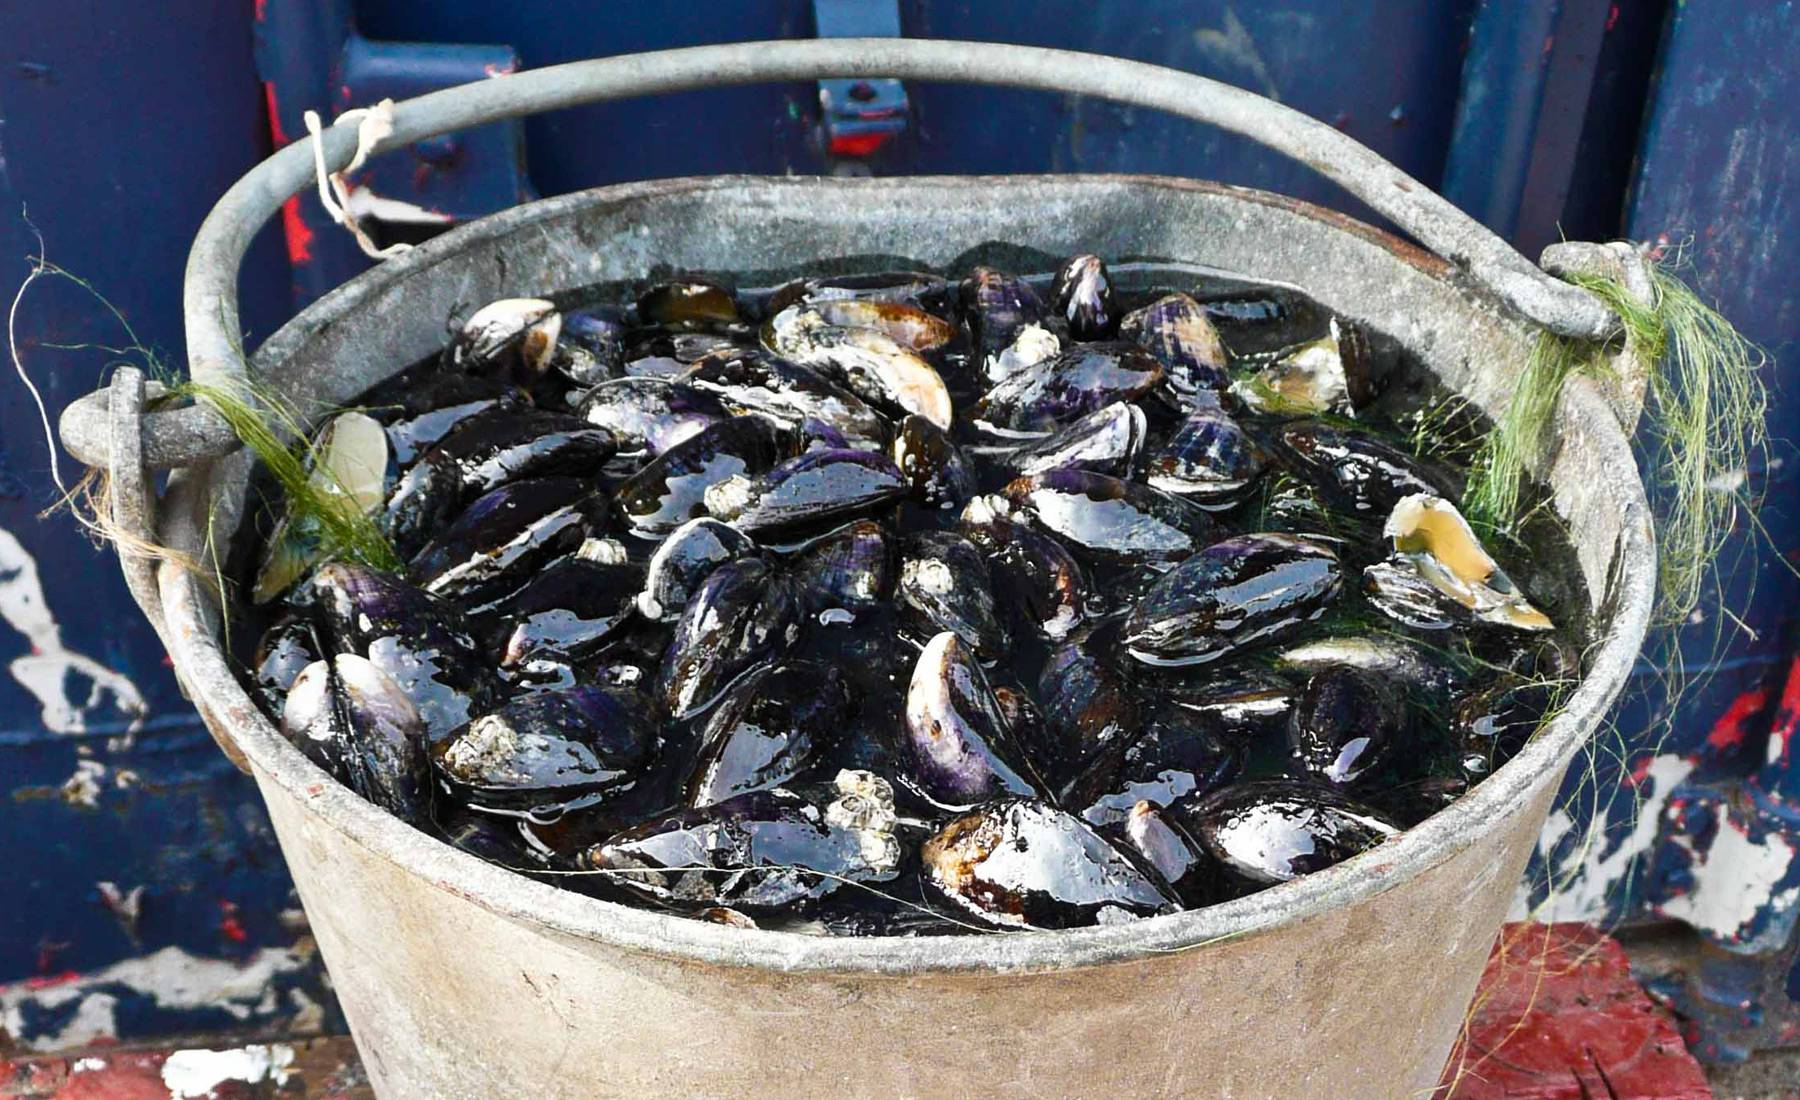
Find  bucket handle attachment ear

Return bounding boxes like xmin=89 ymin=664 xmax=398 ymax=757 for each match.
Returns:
xmin=58 ymin=37 xmax=1627 ymax=475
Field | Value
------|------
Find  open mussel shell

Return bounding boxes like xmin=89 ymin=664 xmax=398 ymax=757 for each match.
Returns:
xmin=705 ymin=448 xmax=905 ymax=536
xmin=587 ymin=786 xmax=901 ymax=912
xmin=896 ymin=531 xmax=1008 ymax=658
xmin=900 ymin=632 xmax=1046 ymax=807
xmin=253 ymin=411 xmax=392 ymax=604
xmin=576 ymin=377 xmax=729 ymax=457
xmin=432 ymin=685 xmax=657 ymax=817
xmin=684 ymin=662 xmax=854 ymax=807
xmin=765 ymin=307 xmax=955 ymax=430
xmin=636 ymin=279 xmax=739 ymax=326
xmin=892 ymin=414 xmax=977 ymax=508
xmin=408 ymin=476 xmax=604 ymax=609
xmin=497 ymin=549 xmax=645 ymax=668
xmin=1146 ymin=405 xmax=1267 ymax=505
xmin=972 ymin=341 xmax=1162 ymax=437
xmin=1050 ymin=253 xmax=1117 ymax=339
xmin=1181 ymin=778 xmax=1401 ymax=884
xmin=282 ymin=654 xmax=430 ymax=822
xmin=961 ymin=266 xmax=1047 ymax=360
xmin=1383 ymin=493 xmax=1553 ymax=631
xmin=637 ymin=516 xmax=757 ymax=622
xmin=452 ymin=297 xmax=562 ymax=380
xmin=614 ymin=416 xmax=795 ymax=538
xmin=922 ymin=800 xmax=1178 ymax=929
xmin=657 ymin=557 xmax=801 ymax=719
xmin=1286 ymin=667 xmax=1406 ymax=786
xmin=1277 ymin=421 xmax=1459 ymax=517
xmin=1124 ymin=534 xmax=1341 ymax=667
xmin=680 ymin=348 xmax=888 ymax=448
xmin=960 ymin=501 xmax=1088 ymax=641
xmin=996 ymin=469 xmax=1218 ymax=566
xmin=994 ymin=402 xmax=1146 ymax=479
xmin=308 ymin=561 xmax=493 ymax=743
xmin=1077 ymin=707 xmax=1244 ymax=829
xmin=1120 ymin=291 xmax=1229 ymax=402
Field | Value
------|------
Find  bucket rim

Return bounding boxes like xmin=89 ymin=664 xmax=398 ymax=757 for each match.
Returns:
xmin=161 ymin=173 xmax=1656 ymax=976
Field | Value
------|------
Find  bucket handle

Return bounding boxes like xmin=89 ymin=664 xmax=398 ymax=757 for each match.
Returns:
xmin=58 ymin=37 xmax=1624 ymax=472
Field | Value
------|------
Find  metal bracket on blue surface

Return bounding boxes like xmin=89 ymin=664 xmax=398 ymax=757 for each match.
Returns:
xmin=812 ymin=0 xmax=909 ymax=161
xmin=253 ymin=0 xmax=532 ymax=307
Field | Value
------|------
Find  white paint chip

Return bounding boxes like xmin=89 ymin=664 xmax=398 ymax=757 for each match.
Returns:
xmin=161 ymin=1044 xmax=295 ymax=1098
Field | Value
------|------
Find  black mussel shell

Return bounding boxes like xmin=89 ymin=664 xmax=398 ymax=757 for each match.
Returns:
xmin=637 ymin=279 xmax=739 ymax=326
xmin=252 ymin=613 xmax=319 ymax=715
xmin=896 ymin=531 xmax=1008 ymax=658
xmin=363 ymin=373 xmax=527 ymax=467
xmin=1050 ymin=254 xmax=1117 ymax=339
xmin=1148 ymin=666 xmax=1296 ymax=744
xmin=1452 ymin=679 xmax=1556 ymax=779
xmin=576 ymin=377 xmax=729 ymax=457
xmin=791 ymin=519 xmax=896 ymax=614
xmin=706 ymin=448 xmax=905 ymax=536
xmin=554 ymin=307 xmax=627 ymax=389
xmin=1123 ymin=801 xmax=1218 ymax=907
xmin=1181 ymin=778 xmax=1400 ymax=884
xmin=1287 ymin=667 xmax=1406 ymax=786
xmin=960 ymin=266 xmax=1046 ymax=358
xmin=995 ymin=402 xmax=1146 ymax=479
xmin=1077 ymin=707 xmax=1244 ymax=828
xmin=892 ymin=414 xmax=977 ymax=508
xmin=1362 ymin=558 xmax=1472 ymax=631
xmin=1123 ymin=533 xmax=1341 ymax=666
xmin=408 ymin=477 xmax=605 ymax=609
xmin=432 ymin=685 xmax=657 ymax=815
xmin=1035 ymin=627 xmax=1141 ymax=791
xmin=960 ymin=501 xmax=1088 ymax=641
xmin=426 ymin=408 xmax=617 ymax=498
xmin=657 ymin=557 xmax=801 ymax=719
xmin=685 ymin=662 xmax=854 ymax=806
xmin=497 ymin=553 xmax=645 ymax=667
xmin=899 ymin=632 xmax=1046 ymax=807
xmin=973 ymin=342 xmax=1162 ymax=436
xmin=614 ymin=416 xmax=796 ymax=537
xmin=1147 ymin=405 xmax=1267 ymax=505
xmin=998 ymin=470 xmax=1218 ymax=565
xmin=282 ymin=654 xmax=430 ymax=821
xmin=1278 ymin=422 xmax=1459 ymax=516
xmin=589 ymin=788 xmax=900 ymax=912
xmin=308 ymin=561 xmax=493 ymax=742
xmin=1120 ymin=292 xmax=1229 ymax=400
xmin=638 ymin=517 xmax=758 ymax=622
xmin=680 ymin=348 xmax=888 ymax=447
xmin=922 ymin=800 xmax=1177 ymax=929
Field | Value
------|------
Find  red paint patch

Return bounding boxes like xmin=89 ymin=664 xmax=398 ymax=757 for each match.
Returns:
xmin=1606 ymin=4 xmax=1620 ymax=31
xmin=219 ymin=900 xmax=249 ymax=944
xmin=1441 ymin=923 xmax=1711 ymax=1099
xmin=1707 ymin=686 xmax=1770 ymax=751
xmin=1762 ymin=652 xmax=1800 ymax=773
xmin=262 ymin=82 xmax=289 ymax=146
xmin=255 ymin=0 xmax=267 ymax=20
xmin=23 ymin=969 xmax=78 ymax=990
xmin=829 ymin=132 xmax=891 ymax=158
xmin=280 ymin=196 xmax=314 ymax=266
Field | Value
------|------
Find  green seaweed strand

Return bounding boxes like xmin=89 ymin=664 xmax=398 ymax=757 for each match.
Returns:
xmin=1464 ymin=260 xmax=1768 ymax=626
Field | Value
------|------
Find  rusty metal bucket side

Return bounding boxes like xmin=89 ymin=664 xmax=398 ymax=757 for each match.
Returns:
xmin=147 ymin=174 xmax=1656 ymax=980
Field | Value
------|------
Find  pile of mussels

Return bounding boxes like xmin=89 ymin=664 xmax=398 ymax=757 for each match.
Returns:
xmin=243 ymin=255 xmax=1579 ymax=934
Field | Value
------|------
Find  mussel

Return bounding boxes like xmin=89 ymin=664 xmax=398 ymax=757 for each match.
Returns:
xmin=684 ymin=662 xmax=853 ymax=806
xmin=765 ymin=306 xmax=954 ymax=429
xmin=996 ymin=470 xmax=1217 ymax=565
xmin=892 ymin=414 xmax=977 ymax=508
xmin=432 ymin=685 xmax=657 ymax=817
xmin=973 ymin=342 xmax=1163 ymax=437
xmin=995 ymin=402 xmax=1146 ymax=478
xmin=1183 ymin=779 xmax=1400 ymax=884
xmin=1146 ymin=405 xmax=1267 ymax=505
xmin=614 ymin=416 xmax=795 ymax=537
xmin=1077 ymin=708 xmax=1243 ymax=828
xmin=789 ymin=519 xmax=897 ymax=614
xmin=704 ymin=448 xmax=905 ymax=536
xmin=961 ymin=266 xmax=1046 ymax=361
xmin=1286 ymin=667 xmax=1406 ymax=785
xmin=497 ymin=548 xmax=645 ymax=667
xmin=922 ymin=800 xmax=1177 ymax=929
xmin=1120 ymin=292 xmax=1229 ymax=401
xmin=1380 ymin=494 xmax=1552 ymax=631
xmin=1050 ymin=254 xmax=1116 ymax=339
xmin=637 ymin=517 xmax=758 ymax=622
xmin=960 ymin=502 xmax=1088 ymax=641
xmin=576 ymin=377 xmax=729 ymax=457
xmin=1123 ymin=534 xmax=1341 ymax=666
xmin=452 ymin=298 xmax=562 ymax=380
xmin=896 ymin=531 xmax=1008 ymax=657
xmin=409 ymin=477 xmax=605 ymax=609
xmin=657 ymin=557 xmax=801 ymax=719
xmin=899 ymin=632 xmax=1045 ymax=807
xmin=1277 ymin=422 xmax=1457 ymax=517
xmin=254 ymin=412 xmax=392 ymax=604
xmin=637 ymin=279 xmax=739 ymax=326
xmin=282 ymin=654 xmax=430 ymax=821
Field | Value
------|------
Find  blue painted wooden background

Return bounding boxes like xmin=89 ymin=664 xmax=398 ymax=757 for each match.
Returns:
xmin=0 ymin=0 xmax=1794 ymax=1061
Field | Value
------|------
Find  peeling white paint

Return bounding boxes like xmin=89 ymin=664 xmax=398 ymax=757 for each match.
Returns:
xmin=1658 ymin=818 xmax=1800 ymax=947
xmin=0 ymin=946 xmax=307 ymax=1052
xmin=0 ymin=525 xmax=147 ymax=735
xmin=70 ymin=1056 xmax=108 ymax=1073
xmin=1518 ymin=752 xmax=1695 ymax=922
xmin=1193 ymin=8 xmax=1281 ymax=101
xmin=60 ymin=759 xmax=108 ymax=807
xmin=161 ymin=1044 xmax=295 ymax=1098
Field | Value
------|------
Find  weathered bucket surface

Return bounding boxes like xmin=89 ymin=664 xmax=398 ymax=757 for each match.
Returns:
xmin=55 ymin=40 xmax=1655 ymax=1100
xmin=139 ymin=174 xmax=1653 ymax=1100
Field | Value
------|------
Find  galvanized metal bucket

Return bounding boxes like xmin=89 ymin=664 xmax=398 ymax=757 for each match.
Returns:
xmin=59 ymin=41 xmax=1655 ymax=1099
